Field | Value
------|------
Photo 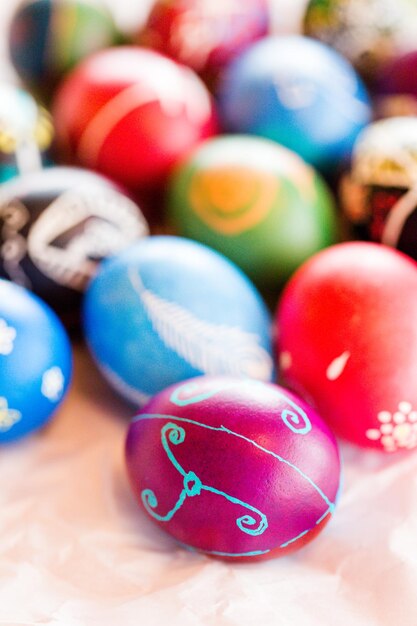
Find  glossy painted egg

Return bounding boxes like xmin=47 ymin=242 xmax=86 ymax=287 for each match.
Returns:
xmin=304 ymin=0 xmax=417 ymax=84
xmin=9 ymin=0 xmax=121 ymax=99
xmin=0 ymin=278 xmax=72 ymax=443
xmin=340 ymin=117 xmax=417 ymax=259
xmin=168 ymin=135 xmax=339 ymax=290
xmin=52 ymin=46 xmax=218 ymax=191
xmin=138 ymin=0 xmax=269 ymax=83
xmin=83 ymin=236 xmax=274 ymax=406
xmin=375 ymin=51 xmax=417 ymax=118
xmin=0 ymin=166 xmax=148 ymax=326
xmin=0 ymin=83 xmax=53 ymax=183
xmin=125 ymin=376 xmax=341 ymax=560
xmin=216 ymin=35 xmax=371 ymax=172
xmin=276 ymin=242 xmax=417 ymax=452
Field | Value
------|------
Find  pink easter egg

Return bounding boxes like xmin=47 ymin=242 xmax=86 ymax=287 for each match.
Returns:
xmin=276 ymin=242 xmax=417 ymax=452
xmin=125 ymin=376 xmax=341 ymax=561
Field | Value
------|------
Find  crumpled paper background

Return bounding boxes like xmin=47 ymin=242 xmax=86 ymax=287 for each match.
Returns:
xmin=2 ymin=0 xmax=417 ymax=624
xmin=2 ymin=345 xmax=417 ymax=626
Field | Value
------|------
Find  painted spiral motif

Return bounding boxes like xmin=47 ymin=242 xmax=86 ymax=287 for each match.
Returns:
xmin=141 ymin=422 xmax=269 ymax=536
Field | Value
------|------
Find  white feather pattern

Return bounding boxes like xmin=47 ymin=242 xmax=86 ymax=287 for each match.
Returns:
xmin=128 ymin=267 xmax=273 ymax=381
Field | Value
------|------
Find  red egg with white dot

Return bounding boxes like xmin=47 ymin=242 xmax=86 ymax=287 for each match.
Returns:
xmin=52 ymin=46 xmax=218 ymax=190
xmin=276 ymin=242 xmax=417 ymax=452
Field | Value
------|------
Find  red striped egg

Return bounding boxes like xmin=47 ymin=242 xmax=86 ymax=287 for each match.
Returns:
xmin=52 ymin=47 xmax=218 ymax=191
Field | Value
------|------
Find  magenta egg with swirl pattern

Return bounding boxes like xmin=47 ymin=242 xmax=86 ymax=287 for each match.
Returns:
xmin=125 ymin=376 xmax=341 ymax=561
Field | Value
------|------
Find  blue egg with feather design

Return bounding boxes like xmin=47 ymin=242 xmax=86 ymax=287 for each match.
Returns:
xmin=0 ymin=278 xmax=72 ymax=443
xmin=83 ymin=236 xmax=274 ymax=405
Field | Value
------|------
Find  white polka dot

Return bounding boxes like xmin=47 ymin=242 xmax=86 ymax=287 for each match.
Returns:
xmin=378 ymin=411 xmax=392 ymax=423
xmin=393 ymin=422 xmax=412 ymax=440
xmin=365 ymin=428 xmax=381 ymax=441
xmin=326 ymin=351 xmax=350 ymax=381
xmin=399 ymin=401 xmax=412 ymax=414
xmin=381 ymin=435 xmax=395 ymax=447
xmin=409 ymin=411 xmax=417 ymax=422
xmin=279 ymin=351 xmax=292 ymax=371
xmin=366 ymin=428 xmax=381 ymax=440
xmin=394 ymin=411 xmax=406 ymax=424
xmin=381 ymin=423 xmax=394 ymax=435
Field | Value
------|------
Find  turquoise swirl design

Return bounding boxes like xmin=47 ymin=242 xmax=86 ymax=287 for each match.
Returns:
xmin=170 ymin=381 xmax=236 ymax=407
xmin=135 ymin=414 xmax=336 ymax=556
xmin=141 ymin=422 xmax=268 ymax=537
xmin=279 ymin=393 xmax=311 ymax=435
xmin=170 ymin=380 xmax=312 ymax=434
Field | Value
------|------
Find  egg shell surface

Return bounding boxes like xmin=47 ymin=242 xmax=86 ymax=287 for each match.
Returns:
xmin=138 ymin=0 xmax=269 ymax=82
xmin=9 ymin=0 xmax=121 ymax=98
xmin=276 ymin=242 xmax=417 ymax=452
xmin=0 ymin=166 xmax=148 ymax=326
xmin=83 ymin=236 xmax=274 ymax=406
xmin=125 ymin=375 xmax=341 ymax=560
xmin=52 ymin=46 xmax=218 ymax=190
xmin=0 ymin=278 xmax=72 ymax=443
xmin=217 ymin=35 xmax=371 ymax=171
xmin=168 ymin=135 xmax=339 ymax=289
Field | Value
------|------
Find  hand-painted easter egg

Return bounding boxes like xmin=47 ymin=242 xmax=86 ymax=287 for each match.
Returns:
xmin=83 ymin=236 xmax=274 ymax=405
xmin=375 ymin=52 xmax=417 ymax=118
xmin=340 ymin=117 xmax=417 ymax=260
xmin=0 ymin=83 xmax=53 ymax=183
xmin=9 ymin=0 xmax=121 ymax=99
xmin=216 ymin=35 xmax=371 ymax=172
xmin=0 ymin=166 xmax=148 ymax=326
xmin=276 ymin=242 xmax=417 ymax=452
xmin=52 ymin=47 xmax=218 ymax=191
xmin=168 ymin=135 xmax=339 ymax=290
xmin=0 ymin=278 xmax=71 ymax=443
xmin=304 ymin=0 xmax=417 ymax=84
xmin=125 ymin=376 xmax=341 ymax=560
xmin=138 ymin=0 xmax=269 ymax=84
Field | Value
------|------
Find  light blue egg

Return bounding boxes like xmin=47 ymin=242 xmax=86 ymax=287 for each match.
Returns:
xmin=0 ymin=278 xmax=72 ymax=443
xmin=83 ymin=236 xmax=275 ymax=406
xmin=217 ymin=35 xmax=371 ymax=171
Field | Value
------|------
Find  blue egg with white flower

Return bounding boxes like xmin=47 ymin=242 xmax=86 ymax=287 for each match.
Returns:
xmin=83 ymin=236 xmax=274 ymax=406
xmin=0 ymin=278 xmax=72 ymax=443
xmin=217 ymin=35 xmax=371 ymax=172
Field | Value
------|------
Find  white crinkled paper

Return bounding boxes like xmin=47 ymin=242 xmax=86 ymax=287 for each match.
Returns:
xmin=1 ymin=0 xmax=415 ymax=623
xmin=1 ymin=345 xmax=417 ymax=626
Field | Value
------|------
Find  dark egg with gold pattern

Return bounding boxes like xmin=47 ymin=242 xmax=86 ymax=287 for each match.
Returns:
xmin=0 ymin=166 xmax=148 ymax=326
xmin=340 ymin=117 xmax=417 ymax=260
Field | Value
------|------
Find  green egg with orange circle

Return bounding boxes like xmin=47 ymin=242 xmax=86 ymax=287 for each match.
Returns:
xmin=167 ymin=135 xmax=339 ymax=290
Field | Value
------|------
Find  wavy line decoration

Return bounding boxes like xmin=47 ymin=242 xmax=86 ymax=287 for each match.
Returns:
xmin=135 ymin=414 xmax=336 ymax=556
xmin=141 ymin=422 xmax=268 ymax=537
xmin=170 ymin=379 xmax=312 ymax=434
xmin=128 ymin=267 xmax=273 ymax=381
